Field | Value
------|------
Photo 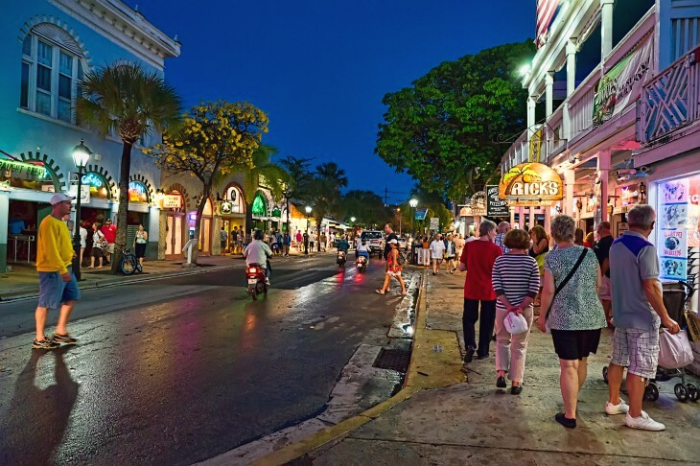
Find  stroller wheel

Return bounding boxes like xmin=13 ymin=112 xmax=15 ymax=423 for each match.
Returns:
xmin=674 ymin=383 xmax=689 ymax=402
xmin=602 ymin=366 xmax=609 ymax=385
xmin=644 ymin=383 xmax=660 ymax=402
xmin=687 ymin=384 xmax=699 ymax=402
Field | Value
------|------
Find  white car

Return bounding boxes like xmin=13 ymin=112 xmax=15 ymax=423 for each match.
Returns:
xmin=360 ymin=230 xmax=384 ymax=256
xmin=397 ymin=237 xmax=408 ymax=251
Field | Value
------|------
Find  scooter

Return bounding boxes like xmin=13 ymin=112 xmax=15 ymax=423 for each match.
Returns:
xmin=246 ymin=263 xmax=267 ymax=300
xmin=337 ymin=251 xmax=347 ymax=267
xmin=356 ymin=254 xmax=368 ymax=273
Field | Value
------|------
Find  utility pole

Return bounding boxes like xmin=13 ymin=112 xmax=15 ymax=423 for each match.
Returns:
xmin=384 ymin=187 xmax=388 ymax=206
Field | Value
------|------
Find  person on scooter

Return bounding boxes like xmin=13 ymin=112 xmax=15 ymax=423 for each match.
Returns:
xmin=336 ymin=237 xmax=350 ymax=254
xmin=244 ymin=230 xmax=273 ymax=285
xmin=356 ymin=238 xmax=371 ymax=262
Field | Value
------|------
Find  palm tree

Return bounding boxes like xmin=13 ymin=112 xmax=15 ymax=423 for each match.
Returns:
xmin=77 ymin=63 xmax=181 ymax=273
xmin=310 ymin=162 xmax=348 ymax=250
xmin=241 ymin=144 xmax=288 ymax=239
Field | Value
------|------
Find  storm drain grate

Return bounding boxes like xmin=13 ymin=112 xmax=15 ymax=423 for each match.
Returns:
xmin=373 ymin=348 xmax=411 ymax=373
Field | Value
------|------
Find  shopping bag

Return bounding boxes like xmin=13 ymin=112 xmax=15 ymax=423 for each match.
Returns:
xmin=658 ymin=329 xmax=694 ymax=369
xmin=504 ymin=312 xmax=529 ymax=335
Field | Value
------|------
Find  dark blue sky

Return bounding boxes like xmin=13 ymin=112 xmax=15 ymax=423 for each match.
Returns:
xmin=129 ymin=0 xmax=535 ymax=203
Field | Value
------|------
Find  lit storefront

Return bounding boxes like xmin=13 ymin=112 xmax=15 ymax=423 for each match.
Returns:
xmin=161 ymin=189 xmax=187 ymax=259
xmin=218 ymin=184 xmax=245 ymax=252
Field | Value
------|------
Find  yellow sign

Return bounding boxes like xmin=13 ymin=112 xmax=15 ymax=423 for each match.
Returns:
xmin=529 ymin=127 xmax=544 ymax=163
xmin=499 ymin=162 xmax=563 ymax=206
xmin=162 ymin=194 xmax=182 ymax=209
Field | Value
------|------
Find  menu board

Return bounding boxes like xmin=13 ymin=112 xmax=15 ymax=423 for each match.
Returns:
xmin=658 ymin=178 xmax=689 ymax=281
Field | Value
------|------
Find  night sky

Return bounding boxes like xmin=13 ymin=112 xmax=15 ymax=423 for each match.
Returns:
xmin=126 ymin=0 xmax=535 ymax=203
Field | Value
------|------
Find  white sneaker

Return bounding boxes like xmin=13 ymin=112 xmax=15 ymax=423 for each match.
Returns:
xmin=605 ymin=399 xmax=629 ymax=415
xmin=625 ymin=411 xmax=666 ymax=431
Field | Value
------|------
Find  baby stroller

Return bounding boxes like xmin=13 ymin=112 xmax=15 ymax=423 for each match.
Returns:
xmin=603 ymin=281 xmax=699 ymax=402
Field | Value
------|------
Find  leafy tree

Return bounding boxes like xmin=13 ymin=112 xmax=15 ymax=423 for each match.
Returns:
xmin=78 ymin=63 xmax=181 ymax=273
xmin=148 ymin=100 xmax=268 ymax=263
xmin=342 ymin=190 xmax=393 ymax=228
xmin=240 ymin=144 xmax=288 ymax=237
xmin=375 ymin=40 xmax=534 ymax=201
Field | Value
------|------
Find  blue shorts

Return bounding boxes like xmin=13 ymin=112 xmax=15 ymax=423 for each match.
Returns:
xmin=38 ymin=268 xmax=81 ymax=309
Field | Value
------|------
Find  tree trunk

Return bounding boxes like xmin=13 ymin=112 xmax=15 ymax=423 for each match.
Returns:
xmin=111 ymin=142 xmax=132 ymax=274
xmin=190 ymin=183 xmax=212 ymax=265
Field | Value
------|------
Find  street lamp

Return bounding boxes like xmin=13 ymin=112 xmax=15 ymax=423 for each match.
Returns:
xmin=409 ymin=198 xmax=418 ymax=236
xmin=71 ymin=139 xmax=91 ymax=279
xmin=304 ymin=206 xmax=312 ymax=255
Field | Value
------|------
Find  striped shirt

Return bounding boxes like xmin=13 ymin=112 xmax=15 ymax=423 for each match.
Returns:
xmin=491 ymin=254 xmax=540 ymax=311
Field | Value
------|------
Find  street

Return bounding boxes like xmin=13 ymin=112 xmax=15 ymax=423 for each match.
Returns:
xmin=0 ymin=254 xmax=406 ymax=465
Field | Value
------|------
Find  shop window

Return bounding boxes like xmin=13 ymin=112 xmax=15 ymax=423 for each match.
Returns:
xmin=656 ymin=175 xmax=700 ymax=289
xmin=20 ymin=25 xmax=84 ymax=124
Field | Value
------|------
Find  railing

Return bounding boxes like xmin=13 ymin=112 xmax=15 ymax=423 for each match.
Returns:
xmin=638 ymin=46 xmax=700 ymax=143
xmin=501 ymin=129 xmax=528 ymax=170
xmin=546 ymin=105 xmax=565 ymax=157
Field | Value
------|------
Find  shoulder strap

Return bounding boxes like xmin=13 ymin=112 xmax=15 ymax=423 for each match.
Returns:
xmin=546 ymin=248 xmax=588 ymax=318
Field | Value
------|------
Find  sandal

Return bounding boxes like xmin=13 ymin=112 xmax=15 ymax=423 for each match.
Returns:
xmin=376 ymin=289 xmax=386 ymax=295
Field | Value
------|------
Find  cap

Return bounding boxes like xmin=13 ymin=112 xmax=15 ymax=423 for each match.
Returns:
xmin=50 ymin=193 xmax=75 ymax=205
xmin=388 ymin=239 xmax=398 ymax=245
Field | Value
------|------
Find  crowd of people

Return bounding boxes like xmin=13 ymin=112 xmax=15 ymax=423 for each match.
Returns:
xmin=420 ymin=205 xmax=681 ymax=432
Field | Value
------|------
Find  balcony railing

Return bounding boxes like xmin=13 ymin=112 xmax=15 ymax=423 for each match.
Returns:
xmin=638 ymin=46 xmax=700 ymax=143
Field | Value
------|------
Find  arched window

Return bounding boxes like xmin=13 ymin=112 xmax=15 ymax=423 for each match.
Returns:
xmin=20 ymin=23 xmax=84 ymax=123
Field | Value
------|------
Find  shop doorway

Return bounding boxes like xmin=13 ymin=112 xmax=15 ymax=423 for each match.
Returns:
xmin=165 ymin=213 xmax=185 ymax=259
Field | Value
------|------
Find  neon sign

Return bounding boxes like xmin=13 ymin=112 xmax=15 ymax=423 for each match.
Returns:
xmin=0 ymin=159 xmax=47 ymax=178
xmin=128 ymin=181 xmax=148 ymax=203
xmin=252 ymin=193 xmax=266 ymax=216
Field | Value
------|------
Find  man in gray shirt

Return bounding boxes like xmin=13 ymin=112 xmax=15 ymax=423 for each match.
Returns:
xmin=605 ymin=205 xmax=680 ymax=431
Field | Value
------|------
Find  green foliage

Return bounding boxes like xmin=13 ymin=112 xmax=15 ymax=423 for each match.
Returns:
xmin=342 ymin=190 xmax=393 ymax=228
xmin=77 ymin=62 xmax=182 ymax=273
xmin=375 ymin=40 xmax=534 ymax=200
xmin=279 ymin=155 xmax=314 ymax=205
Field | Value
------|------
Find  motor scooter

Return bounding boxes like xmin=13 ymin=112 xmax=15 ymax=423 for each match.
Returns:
xmin=356 ymin=254 xmax=368 ymax=273
xmin=337 ymin=250 xmax=347 ymax=267
xmin=246 ymin=263 xmax=267 ymax=300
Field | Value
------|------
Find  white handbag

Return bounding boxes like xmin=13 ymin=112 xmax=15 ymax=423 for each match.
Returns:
xmin=504 ymin=312 xmax=529 ymax=335
xmin=658 ymin=329 xmax=694 ymax=369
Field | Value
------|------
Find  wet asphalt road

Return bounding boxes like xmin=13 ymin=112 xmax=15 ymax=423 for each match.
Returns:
xmin=0 ymin=254 xmax=407 ymax=466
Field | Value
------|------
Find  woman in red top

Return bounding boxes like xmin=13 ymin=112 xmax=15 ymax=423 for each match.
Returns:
xmin=459 ymin=220 xmax=502 ymax=364
xmin=376 ymin=239 xmax=406 ymax=295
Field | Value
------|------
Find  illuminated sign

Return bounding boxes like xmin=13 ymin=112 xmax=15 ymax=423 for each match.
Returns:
xmin=499 ymin=162 xmax=563 ymax=206
xmin=162 ymin=194 xmax=182 ymax=209
xmin=252 ymin=193 xmax=266 ymax=216
xmin=81 ymin=172 xmax=109 ymax=199
xmin=220 ymin=201 xmax=233 ymax=214
xmin=128 ymin=181 xmax=148 ymax=203
xmin=0 ymin=159 xmax=47 ymax=178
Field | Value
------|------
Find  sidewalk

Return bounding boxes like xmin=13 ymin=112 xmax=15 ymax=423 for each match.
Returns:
xmin=254 ymin=271 xmax=700 ymax=465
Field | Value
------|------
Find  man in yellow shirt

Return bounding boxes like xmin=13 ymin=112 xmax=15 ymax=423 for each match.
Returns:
xmin=33 ymin=193 xmax=81 ymax=349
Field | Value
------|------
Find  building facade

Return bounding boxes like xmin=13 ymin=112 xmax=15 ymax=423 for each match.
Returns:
xmin=0 ymin=0 xmax=180 ymax=272
xmin=501 ymin=0 xmax=700 ymax=310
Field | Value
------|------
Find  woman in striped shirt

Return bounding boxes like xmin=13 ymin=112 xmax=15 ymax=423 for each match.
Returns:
xmin=491 ymin=229 xmax=541 ymax=394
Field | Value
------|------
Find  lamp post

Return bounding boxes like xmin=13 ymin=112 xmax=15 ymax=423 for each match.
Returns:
xmin=304 ymin=206 xmax=312 ymax=255
xmin=409 ymin=198 xmax=418 ymax=236
xmin=71 ymin=139 xmax=91 ymax=279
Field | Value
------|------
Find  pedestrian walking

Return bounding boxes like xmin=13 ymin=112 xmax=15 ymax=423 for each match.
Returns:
xmin=133 ymin=223 xmax=148 ymax=266
xmin=574 ymin=228 xmax=585 ymax=246
xmin=296 ymin=230 xmax=303 ymax=252
xmin=494 ymin=221 xmax=511 ymax=254
xmin=492 ymin=229 xmax=540 ymax=394
xmin=429 ymin=234 xmax=446 ymax=275
xmin=529 ymin=225 xmax=549 ymax=307
xmin=236 ymin=230 xmax=244 ymax=254
xmin=282 ymin=232 xmax=291 ymax=256
xmin=101 ymin=218 xmax=116 ymax=264
xmin=79 ymin=221 xmax=88 ymax=266
xmin=383 ymin=223 xmax=397 ymax=260
xmin=593 ymin=221 xmax=614 ymax=326
xmin=320 ymin=232 xmax=327 ymax=252
xmin=536 ymin=215 xmax=606 ymax=429
xmin=606 ymin=205 xmax=680 ymax=431
xmin=459 ymin=220 xmax=502 ymax=363
xmin=32 ymin=193 xmax=81 ymax=349
xmin=220 ymin=227 xmax=228 ymax=253
xmin=376 ymin=239 xmax=406 ymax=295
xmin=443 ymin=233 xmax=457 ymax=273
xmin=89 ymin=223 xmax=106 ymax=269
xmin=454 ymin=233 xmax=465 ymax=263
xmin=584 ymin=232 xmax=595 ymax=248
xmin=270 ymin=230 xmax=279 ymax=255
xmin=309 ymin=231 xmax=316 ymax=251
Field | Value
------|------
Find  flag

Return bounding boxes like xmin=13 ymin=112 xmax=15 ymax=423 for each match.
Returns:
xmin=536 ymin=0 xmax=560 ymax=48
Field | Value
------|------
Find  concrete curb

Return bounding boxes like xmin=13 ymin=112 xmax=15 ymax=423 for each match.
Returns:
xmin=247 ymin=270 xmax=468 ymax=466
xmin=0 ymin=263 xmax=239 ymax=303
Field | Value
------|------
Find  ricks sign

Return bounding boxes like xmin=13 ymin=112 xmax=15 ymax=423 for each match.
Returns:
xmin=499 ymin=163 xmax=563 ymax=206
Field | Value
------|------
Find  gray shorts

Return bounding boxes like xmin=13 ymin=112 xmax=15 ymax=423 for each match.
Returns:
xmin=38 ymin=268 xmax=81 ymax=309
xmin=611 ymin=327 xmax=659 ymax=379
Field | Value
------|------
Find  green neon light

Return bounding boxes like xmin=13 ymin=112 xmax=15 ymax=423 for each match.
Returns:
xmin=252 ymin=193 xmax=266 ymax=216
xmin=0 ymin=159 xmax=47 ymax=178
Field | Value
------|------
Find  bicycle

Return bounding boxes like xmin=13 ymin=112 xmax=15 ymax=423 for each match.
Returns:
xmin=120 ymin=248 xmax=143 ymax=276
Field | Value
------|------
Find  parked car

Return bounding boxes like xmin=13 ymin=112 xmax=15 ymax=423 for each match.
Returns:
xmin=397 ymin=237 xmax=408 ymax=251
xmin=360 ymin=230 xmax=384 ymax=256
